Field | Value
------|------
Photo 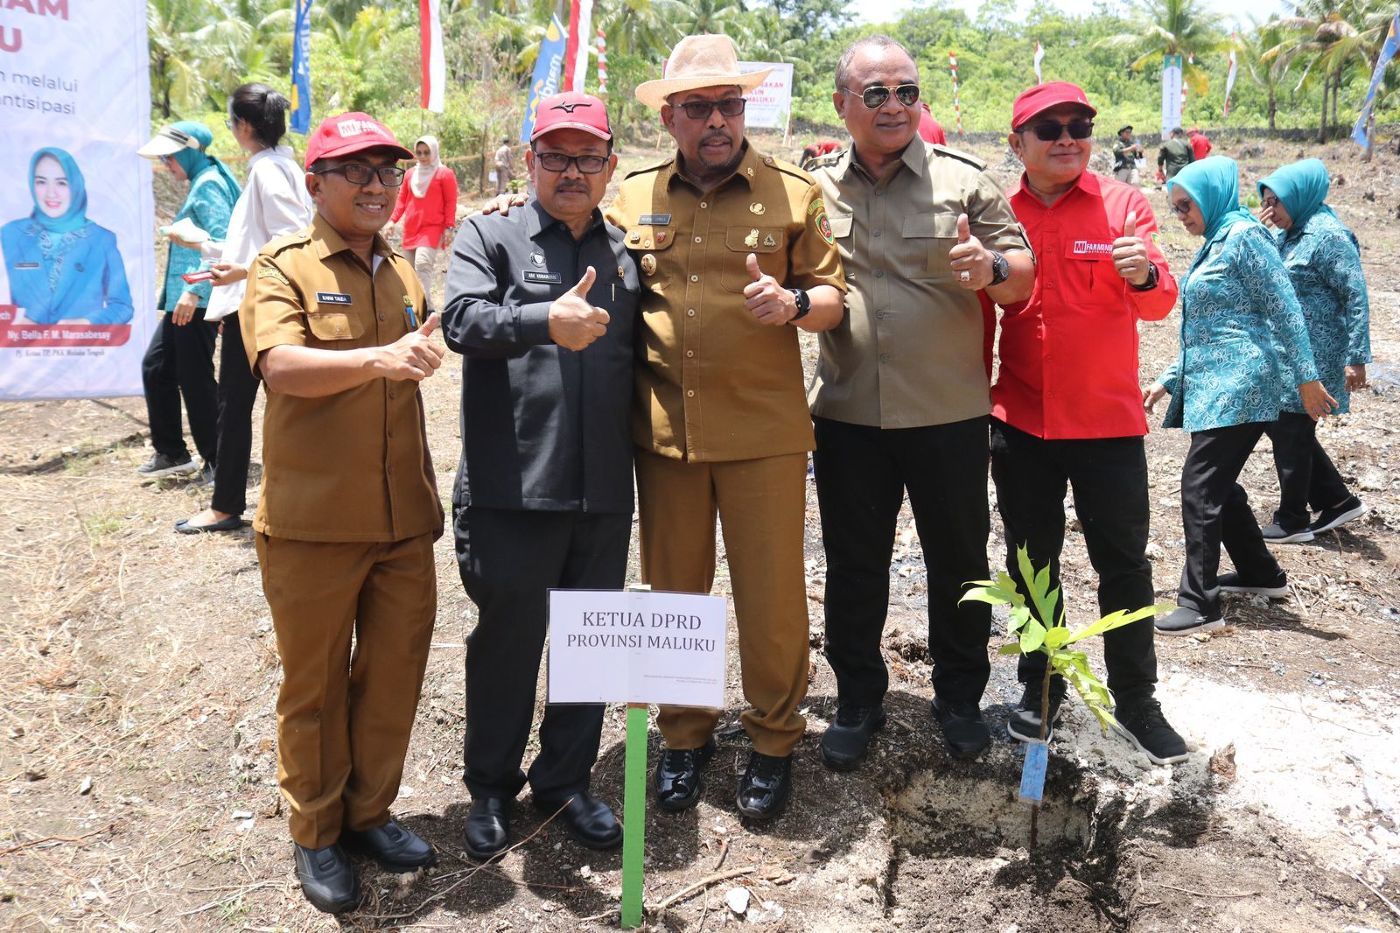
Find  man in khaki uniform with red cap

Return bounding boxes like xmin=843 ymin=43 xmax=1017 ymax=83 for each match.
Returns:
xmin=240 ymin=111 xmax=445 ymax=914
xmin=607 ymin=34 xmax=846 ymax=821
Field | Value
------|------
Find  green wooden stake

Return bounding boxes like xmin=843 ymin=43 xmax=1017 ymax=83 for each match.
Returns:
xmin=620 ymin=703 xmax=648 ymax=928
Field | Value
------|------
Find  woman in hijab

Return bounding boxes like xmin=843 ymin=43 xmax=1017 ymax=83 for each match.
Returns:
xmin=1255 ymin=158 xmax=1371 ymax=542
xmin=2 ymin=147 xmax=134 ymax=324
xmin=1142 ymin=156 xmax=1333 ymax=637
xmin=134 ymin=121 xmax=241 ymax=479
xmin=389 ymin=135 xmax=458 ymax=303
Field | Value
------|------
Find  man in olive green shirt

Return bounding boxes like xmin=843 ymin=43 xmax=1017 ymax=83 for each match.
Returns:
xmin=806 ymin=35 xmax=1034 ymax=770
xmin=1157 ymin=127 xmax=1194 ymax=181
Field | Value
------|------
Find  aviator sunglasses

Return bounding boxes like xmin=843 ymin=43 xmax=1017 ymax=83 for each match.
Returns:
xmin=844 ymin=83 xmax=921 ymax=109
xmin=674 ymin=97 xmax=747 ymax=120
xmin=1024 ymin=119 xmax=1095 ymax=142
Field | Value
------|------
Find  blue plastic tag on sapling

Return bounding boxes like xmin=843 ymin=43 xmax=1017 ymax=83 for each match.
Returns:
xmin=1018 ymin=740 xmax=1049 ymax=804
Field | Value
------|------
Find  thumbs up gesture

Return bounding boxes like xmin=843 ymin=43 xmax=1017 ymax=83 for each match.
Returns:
xmin=1111 ymin=209 xmax=1152 ymax=286
xmin=947 ymin=212 xmax=992 ymax=290
xmin=548 ymin=265 xmax=611 ymax=351
xmin=383 ymin=311 xmax=446 ymax=382
xmin=743 ymin=252 xmax=798 ymax=325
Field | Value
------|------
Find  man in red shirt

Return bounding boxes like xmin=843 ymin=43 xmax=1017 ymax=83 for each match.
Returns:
xmin=1188 ymin=127 xmax=1212 ymax=161
xmin=917 ymin=102 xmax=947 ymax=145
xmin=993 ymin=82 xmax=1187 ymax=765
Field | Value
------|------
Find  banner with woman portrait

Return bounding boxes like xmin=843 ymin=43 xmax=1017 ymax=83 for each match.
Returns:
xmin=0 ymin=0 xmax=156 ymax=400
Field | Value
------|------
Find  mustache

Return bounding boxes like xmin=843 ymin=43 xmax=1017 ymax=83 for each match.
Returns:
xmin=702 ymin=130 xmax=732 ymax=145
xmin=556 ymin=180 xmax=589 ymax=192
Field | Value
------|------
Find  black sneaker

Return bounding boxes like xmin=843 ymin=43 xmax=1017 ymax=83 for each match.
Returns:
xmin=1007 ymin=681 xmax=1066 ymax=743
xmin=1259 ymin=522 xmax=1314 ymax=544
xmin=1308 ymin=496 xmax=1367 ymax=535
xmin=735 ymin=751 xmax=792 ymax=820
xmin=820 ymin=704 xmax=886 ymax=771
xmin=653 ymin=739 xmax=715 ymax=812
xmin=1112 ymin=697 xmax=1188 ymax=765
xmin=930 ymin=698 xmax=990 ymax=759
xmin=1154 ymin=605 xmax=1224 ymax=637
xmin=136 ymin=452 xmax=197 ymax=478
xmin=1217 ymin=570 xmax=1288 ymax=599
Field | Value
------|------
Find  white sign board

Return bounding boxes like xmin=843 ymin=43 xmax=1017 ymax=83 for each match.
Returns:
xmin=739 ymin=61 xmax=793 ymax=131
xmin=548 ymin=589 xmax=727 ymax=708
xmin=1160 ymin=54 xmax=1184 ymax=134
xmin=0 ymin=0 xmax=157 ymax=400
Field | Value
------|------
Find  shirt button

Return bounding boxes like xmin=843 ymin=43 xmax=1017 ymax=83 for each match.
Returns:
xmin=686 ymin=389 xmax=695 ymax=397
xmin=694 ymin=236 xmax=703 ymax=243
xmin=687 ymin=308 xmax=696 ymax=317
xmin=690 ymin=274 xmax=699 ymax=282
xmin=377 ymin=312 xmax=385 ymax=322
xmin=873 ymin=229 xmax=882 ymax=237
xmin=876 ymin=311 xmax=886 ymax=320
xmin=699 ymin=201 xmax=708 ymax=209
xmin=686 ymin=349 xmax=694 ymax=358
xmin=874 ymin=270 xmax=884 ymax=278
xmin=879 ymin=353 xmax=890 ymax=363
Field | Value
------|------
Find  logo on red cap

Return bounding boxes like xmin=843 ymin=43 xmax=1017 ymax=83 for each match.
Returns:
xmin=304 ymin=112 xmax=413 ymax=168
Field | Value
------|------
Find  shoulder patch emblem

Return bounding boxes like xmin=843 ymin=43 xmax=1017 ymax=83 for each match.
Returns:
xmin=817 ymin=211 xmax=834 ymax=246
xmin=257 ymin=264 xmax=289 ymax=285
xmin=807 ymin=197 xmax=827 ymax=217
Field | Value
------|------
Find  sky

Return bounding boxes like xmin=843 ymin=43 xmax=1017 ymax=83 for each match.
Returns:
xmin=854 ymin=0 xmax=1294 ymax=31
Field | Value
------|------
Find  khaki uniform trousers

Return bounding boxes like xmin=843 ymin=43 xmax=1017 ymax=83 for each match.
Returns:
xmin=635 ymin=449 xmax=809 ymax=757
xmin=256 ymin=532 xmax=437 ymax=849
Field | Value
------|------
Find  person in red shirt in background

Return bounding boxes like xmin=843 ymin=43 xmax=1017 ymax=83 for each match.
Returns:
xmin=390 ymin=135 xmax=459 ymax=306
xmin=1188 ymin=127 xmax=1212 ymax=161
xmin=917 ymin=101 xmax=947 ymax=144
xmin=800 ymin=137 xmax=844 ymax=169
xmin=992 ymin=82 xmax=1188 ymax=765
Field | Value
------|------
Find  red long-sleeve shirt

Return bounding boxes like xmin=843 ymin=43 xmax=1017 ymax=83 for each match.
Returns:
xmin=993 ymin=171 xmax=1177 ymax=439
xmin=391 ymin=166 xmax=459 ymax=250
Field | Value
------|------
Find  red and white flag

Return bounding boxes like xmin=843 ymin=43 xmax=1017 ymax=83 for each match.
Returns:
xmin=1223 ymin=42 xmax=1239 ymax=116
xmin=563 ymin=0 xmax=594 ymax=93
xmin=420 ymin=0 xmax=444 ymax=112
xmin=1033 ymin=41 xmax=1045 ymax=84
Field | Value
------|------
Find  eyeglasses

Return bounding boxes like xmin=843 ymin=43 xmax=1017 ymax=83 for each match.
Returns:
xmin=1169 ymin=199 xmax=1194 ymax=216
xmin=532 ymin=151 xmax=609 ymax=174
xmin=844 ymin=84 xmax=920 ymax=109
xmin=314 ymin=163 xmax=406 ymax=187
xmin=1260 ymin=193 xmax=1280 ymax=208
xmin=673 ymin=97 xmax=747 ymax=121
xmin=1025 ymin=119 xmax=1095 ymax=142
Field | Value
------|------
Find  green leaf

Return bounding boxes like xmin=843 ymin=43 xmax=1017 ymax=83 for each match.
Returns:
xmin=1043 ymin=626 xmax=1070 ymax=649
xmin=997 ymin=642 xmax=1024 ymax=656
xmin=1008 ymin=606 xmax=1032 ymax=636
xmin=1063 ymin=603 xmax=1175 ymax=644
xmin=1019 ymin=617 xmax=1047 ymax=653
xmin=1014 ymin=545 xmax=1061 ymax=633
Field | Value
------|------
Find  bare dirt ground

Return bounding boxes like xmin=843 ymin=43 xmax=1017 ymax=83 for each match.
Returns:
xmin=2 ymin=133 xmax=1397 ymax=931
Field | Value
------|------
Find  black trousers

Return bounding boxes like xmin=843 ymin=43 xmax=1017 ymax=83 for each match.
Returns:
xmin=210 ymin=312 xmax=260 ymax=515
xmin=142 ymin=308 xmax=218 ymax=464
xmin=1179 ymin=422 xmax=1282 ymax=616
xmin=813 ymin=416 xmax=992 ymax=709
xmin=1265 ymin=411 xmax=1352 ymax=530
xmin=454 ymin=505 xmax=631 ymax=801
xmin=989 ymin=419 xmax=1157 ymax=704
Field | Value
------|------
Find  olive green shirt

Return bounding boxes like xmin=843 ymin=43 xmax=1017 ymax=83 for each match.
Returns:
xmin=807 ymin=138 xmax=1032 ymax=428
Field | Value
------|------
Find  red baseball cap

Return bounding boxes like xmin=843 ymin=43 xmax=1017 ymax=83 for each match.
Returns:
xmin=304 ymin=112 xmax=413 ymax=168
xmin=1011 ymin=82 xmax=1097 ymax=130
xmin=530 ymin=93 xmax=612 ymax=143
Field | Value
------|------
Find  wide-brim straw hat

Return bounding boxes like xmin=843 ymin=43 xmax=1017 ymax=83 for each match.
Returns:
xmin=635 ymin=34 xmax=771 ymax=110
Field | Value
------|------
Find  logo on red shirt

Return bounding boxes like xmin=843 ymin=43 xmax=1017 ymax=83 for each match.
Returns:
xmin=1072 ymin=240 xmax=1114 ymax=256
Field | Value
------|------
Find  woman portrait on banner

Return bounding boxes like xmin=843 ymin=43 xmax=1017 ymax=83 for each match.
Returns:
xmin=1143 ymin=156 xmax=1334 ymax=638
xmin=135 ymin=121 xmax=241 ymax=480
xmin=389 ymin=135 xmax=458 ymax=304
xmin=176 ymin=83 xmax=313 ymax=533
xmin=1254 ymin=158 xmax=1372 ymax=543
xmin=1 ymin=147 xmax=134 ymax=325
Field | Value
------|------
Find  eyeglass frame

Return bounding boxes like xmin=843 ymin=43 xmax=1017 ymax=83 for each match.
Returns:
xmin=670 ymin=96 xmax=748 ymax=121
xmin=530 ymin=149 xmax=611 ymax=175
xmin=1259 ymin=192 xmax=1281 ymax=208
xmin=312 ymin=162 xmax=407 ymax=188
xmin=842 ymin=83 xmax=921 ymax=110
xmin=1168 ymin=196 xmax=1195 ymax=216
xmin=1020 ymin=118 xmax=1096 ymax=142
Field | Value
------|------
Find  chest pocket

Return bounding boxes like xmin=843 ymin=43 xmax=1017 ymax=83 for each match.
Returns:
xmin=1062 ymin=239 xmax=1123 ymax=304
xmin=901 ymin=213 xmax=959 ymax=281
xmin=305 ymin=309 xmax=367 ymax=344
xmin=625 ymin=224 xmax=675 ymax=291
xmin=720 ymin=226 xmax=786 ymax=292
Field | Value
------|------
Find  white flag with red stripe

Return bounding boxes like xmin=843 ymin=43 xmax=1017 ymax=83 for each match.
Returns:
xmin=1033 ymin=42 xmax=1045 ymax=84
xmin=1224 ymin=44 xmax=1238 ymax=116
xmin=563 ymin=0 xmax=594 ymax=93
xmin=420 ymin=0 xmax=445 ymax=112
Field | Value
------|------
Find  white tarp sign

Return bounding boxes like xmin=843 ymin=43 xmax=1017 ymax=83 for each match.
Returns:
xmin=0 ymin=0 xmax=156 ymax=400
xmin=739 ymin=61 xmax=793 ymax=131
xmin=548 ymin=590 xmax=727 ymax=708
xmin=1160 ymin=54 xmax=1184 ymax=134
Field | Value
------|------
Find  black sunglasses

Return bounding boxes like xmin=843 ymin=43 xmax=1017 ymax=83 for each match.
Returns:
xmin=845 ymin=83 xmax=920 ymax=110
xmin=532 ymin=151 xmax=609 ymax=174
xmin=1025 ymin=119 xmax=1095 ymax=142
xmin=674 ymin=97 xmax=747 ymax=120
xmin=314 ymin=163 xmax=406 ymax=187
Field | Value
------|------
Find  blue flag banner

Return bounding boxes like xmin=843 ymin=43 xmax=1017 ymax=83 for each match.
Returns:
xmin=1353 ymin=12 xmax=1399 ymax=148
xmin=291 ymin=0 xmax=314 ymax=135
xmin=521 ymin=16 xmax=567 ymax=143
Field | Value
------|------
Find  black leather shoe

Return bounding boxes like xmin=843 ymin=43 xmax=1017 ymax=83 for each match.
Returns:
xmin=293 ymin=843 xmax=360 ymax=914
xmin=653 ymin=738 xmax=716 ymax=812
xmin=342 ymin=818 xmax=436 ymax=873
xmin=534 ymin=791 xmax=622 ymax=850
xmin=820 ymin=704 xmax=886 ymax=771
xmin=464 ymin=797 xmax=511 ymax=861
xmin=931 ymin=697 xmax=991 ymax=759
xmin=736 ymin=751 xmax=792 ymax=820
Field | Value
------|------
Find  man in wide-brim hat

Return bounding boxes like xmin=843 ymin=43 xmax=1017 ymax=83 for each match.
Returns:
xmin=605 ymin=34 xmax=847 ymax=821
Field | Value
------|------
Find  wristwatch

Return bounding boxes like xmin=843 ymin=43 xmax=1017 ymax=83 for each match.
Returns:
xmin=789 ymin=287 xmax=811 ymax=322
xmin=1128 ymin=263 xmax=1159 ymax=291
xmin=988 ymin=250 xmax=1010 ymax=286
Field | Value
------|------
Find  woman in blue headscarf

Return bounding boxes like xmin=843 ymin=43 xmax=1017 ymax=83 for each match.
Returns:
xmin=134 ymin=121 xmax=241 ymax=479
xmin=1255 ymin=158 xmax=1371 ymax=542
xmin=1 ymin=147 xmax=134 ymax=324
xmin=1141 ymin=156 xmax=1333 ymax=637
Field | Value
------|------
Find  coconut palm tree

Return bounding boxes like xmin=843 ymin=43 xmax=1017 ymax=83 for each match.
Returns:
xmin=1099 ymin=0 xmax=1227 ymax=96
xmin=1274 ymin=0 xmax=1395 ymax=141
xmin=1241 ymin=17 xmax=1295 ymax=129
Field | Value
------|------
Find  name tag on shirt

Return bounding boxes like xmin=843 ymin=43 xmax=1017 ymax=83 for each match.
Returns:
xmin=639 ymin=214 xmax=672 ymax=225
xmin=14 ymin=262 xmax=40 ymax=270
xmin=524 ymin=270 xmax=562 ymax=284
xmin=316 ymin=291 xmax=353 ymax=305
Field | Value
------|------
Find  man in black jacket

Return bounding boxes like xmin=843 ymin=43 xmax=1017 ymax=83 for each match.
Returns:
xmin=441 ymin=93 xmax=638 ymax=860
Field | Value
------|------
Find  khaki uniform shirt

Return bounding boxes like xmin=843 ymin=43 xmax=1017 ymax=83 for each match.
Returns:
xmin=807 ymin=139 xmax=1032 ymax=428
xmin=606 ymin=143 xmax=845 ymax=461
xmin=239 ymin=214 xmax=443 ymax=543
